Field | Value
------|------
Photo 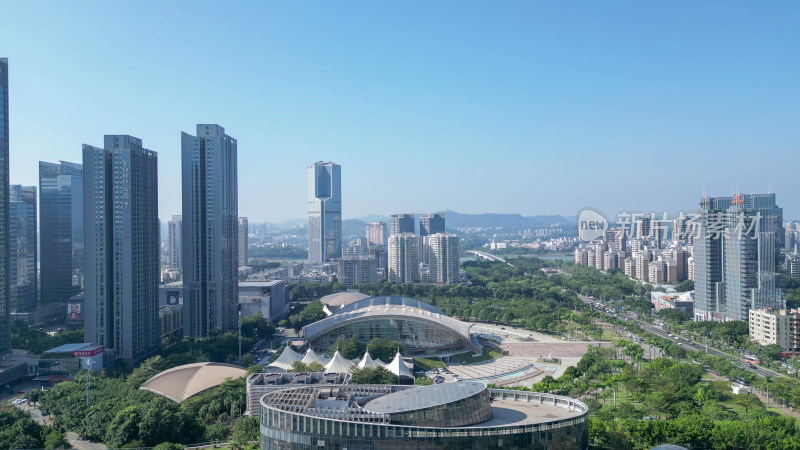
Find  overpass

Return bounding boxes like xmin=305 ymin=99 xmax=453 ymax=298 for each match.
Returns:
xmin=466 ymin=250 xmax=511 ymax=265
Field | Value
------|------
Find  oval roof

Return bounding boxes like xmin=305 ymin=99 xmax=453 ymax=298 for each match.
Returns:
xmin=364 ymin=381 xmax=487 ymax=414
xmin=140 ymin=362 xmax=246 ymax=403
xmin=335 ymin=296 xmax=446 ymax=316
xmin=319 ymin=292 xmax=371 ymax=309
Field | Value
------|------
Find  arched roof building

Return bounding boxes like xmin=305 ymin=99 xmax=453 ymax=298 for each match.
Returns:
xmin=139 ymin=362 xmax=246 ymax=403
xmin=302 ymin=296 xmax=477 ymax=356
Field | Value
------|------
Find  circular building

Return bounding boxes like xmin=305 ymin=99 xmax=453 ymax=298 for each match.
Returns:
xmin=259 ymin=381 xmax=588 ymax=449
xmin=302 ymin=296 xmax=477 ymax=356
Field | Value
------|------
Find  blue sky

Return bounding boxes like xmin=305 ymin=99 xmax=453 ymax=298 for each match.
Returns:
xmin=2 ymin=1 xmax=798 ymax=222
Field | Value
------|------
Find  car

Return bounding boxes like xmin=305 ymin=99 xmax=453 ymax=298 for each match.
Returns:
xmin=12 ymin=398 xmax=27 ymax=405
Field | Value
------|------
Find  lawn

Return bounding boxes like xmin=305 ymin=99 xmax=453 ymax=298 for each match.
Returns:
xmin=453 ymin=350 xmax=502 ymax=365
xmin=414 ymin=357 xmax=445 ymax=370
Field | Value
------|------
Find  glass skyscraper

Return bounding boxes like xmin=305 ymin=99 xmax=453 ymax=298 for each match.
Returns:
xmin=182 ymin=125 xmax=238 ymax=337
xmin=39 ymin=161 xmax=83 ymax=305
xmin=83 ymin=135 xmax=160 ymax=364
xmin=307 ymin=161 xmax=341 ymax=264
xmin=0 ymin=58 xmax=10 ymax=355
xmin=9 ymin=185 xmax=36 ymax=312
xmin=694 ymin=193 xmax=784 ymax=322
xmin=419 ymin=213 xmax=445 ymax=264
xmin=390 ymin=213 xmax=415 ymax=236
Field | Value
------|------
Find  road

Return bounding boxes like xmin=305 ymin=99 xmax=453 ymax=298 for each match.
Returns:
xmin=15 ymin=403 xmax=107 ymax=450
xmin=575 ymin=293 xmax=784 ymax=379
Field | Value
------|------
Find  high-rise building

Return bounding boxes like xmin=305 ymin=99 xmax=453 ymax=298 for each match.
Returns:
xmin=9 ymin=185 xmax=36 ymax=312
xmin=369 ymin=245 xmax=389 ymax=281
xmin=390 ymin=213 xmax=415 ymax=236
xmin=83 ymin=135 xmax=160 ymax=364
xmin=388 ymin=233 xmax=419 ymax=283
xmin=182 ymin=125 xmax=239 ymax=338
xmin=695 ymin=193 xmax=784 ymax=322
xmin=167 ymin=215 xmax=182 ymax=270
xmin=307 ymin=161 xmax=341 ymax=264
xmin=238 ymin=217 xmax=248 ymax=267
xmin=419 ymin=213 xmax=445 ymax=264
xmin=39 ymin=161 xmax=84 ymax=305
xmin=429 ymin=233 xmax=460 ymax=285
xmin=337 ymin=256 xmax=377 ymax=287
xmin=0 ymin=58 xmax=10 ymax=355
xmin=366 ymin=221 xmax=387 ymax=247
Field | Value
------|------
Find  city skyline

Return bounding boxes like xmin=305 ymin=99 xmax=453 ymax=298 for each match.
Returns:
xmin=1 ymin=2 xmax=799 ymax=222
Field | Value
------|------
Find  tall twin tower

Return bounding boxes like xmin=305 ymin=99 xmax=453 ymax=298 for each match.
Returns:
xmin=81 ymin=124 xmax=238 ymax=364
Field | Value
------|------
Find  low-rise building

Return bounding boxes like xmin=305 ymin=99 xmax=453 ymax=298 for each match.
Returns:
xmin=650 ymin=291 xmax=694 ymax=313
xmin=749 ymin=308 xmax=800 ymax=352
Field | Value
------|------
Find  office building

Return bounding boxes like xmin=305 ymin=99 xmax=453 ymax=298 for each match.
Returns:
xmin=307 ymin=161 xmax=341 ymax=263
xmin=238 ymin=217 xmax=248 ymax=266
xmin=83 ymin=135 xmax=160 ymax=364
xmin=337 ymin=256 xmax=377 ymax=287
xmin=419 ymin=213 xmax=445 ymax=264
xmin=167 ymin=215 xmax=182 ymax=270
xmin=9 ymin=185 xmax=36 ymax=312
xmin=429 ymin=233 xmax=459 ymax=285
xmin=0 ymin=58 xmax=9 ymax=355
xmin=366 ymin=221 xmax=387 ymax=247
xmin=182 ymin=124 xmax=239 ymax=337
xmin=695 ymin=193 xmax=785 ymax=322
xmin=39 ymin=161 xmax=84 ymax=305
xmin=388 ymin=233 xmax=419 ymax=283
xmin=370 ymin=245 xmax=388 ymax=280
xmin=749 ymin=308 xmax=800 ymax=352
xmin=390 ymin=213 xmax=415 ymax=236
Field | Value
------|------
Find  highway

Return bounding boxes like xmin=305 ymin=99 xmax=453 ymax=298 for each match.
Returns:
xmin=576 ymin=293 xmax=784 ymax=379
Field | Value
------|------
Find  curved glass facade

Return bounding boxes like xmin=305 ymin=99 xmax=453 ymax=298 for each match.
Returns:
xmin=260 ymin=386 xmax=588 ymax=450
xmin=309 ymin=317 xmax=468 ymax=355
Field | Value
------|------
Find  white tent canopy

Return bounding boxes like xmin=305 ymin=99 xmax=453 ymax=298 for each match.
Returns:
xmin=386 ymin=352 xmax=414 ymax=380
xmin=324 ymin=350 xmax=355 ymax=373
xmin=268 ymin=346 xmax=302 ymax=371
xmin=357 ymin=351 xmax=382 ymax=369
xmin=301 ymin=348 xmax=330 ymax=367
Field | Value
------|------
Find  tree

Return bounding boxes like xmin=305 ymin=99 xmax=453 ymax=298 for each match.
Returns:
xmin=367 ymin=337 xmax=404 ymax=361
xmin=232 ymin=416 xmax=259 ymax=444
xmin=349 ymin=367 xmax=398 ymax=384
xmin=43 ymin=430 xmax=68 ymax=449
xmin=414 ymin=376 xmax=433 ymax=386
xmin=675 ymin=280 xmax=694 ymax=292
xmin=332 ymin=336 xmax=365 ymax=359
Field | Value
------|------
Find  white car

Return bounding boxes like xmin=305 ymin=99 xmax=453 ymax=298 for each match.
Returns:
xmin=12 ymin=398 xmax=27 ymax=405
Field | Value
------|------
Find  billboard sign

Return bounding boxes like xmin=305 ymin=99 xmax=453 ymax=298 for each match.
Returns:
xmin=67 ymin=303 xmax=82 ymax=320
xmin=166 ymin=290 xmax=181 ymax=305
xmin=73 ymin=346 xmax=104 ymax=358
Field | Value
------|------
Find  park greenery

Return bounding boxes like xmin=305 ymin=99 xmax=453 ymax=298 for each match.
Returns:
xmin=11 ymin=320 xmax=84 ymax=354
xmin=38 ymin=373 xmax=258 ymax=448
xmin=0 ymin=407 xmax=67 ymax=449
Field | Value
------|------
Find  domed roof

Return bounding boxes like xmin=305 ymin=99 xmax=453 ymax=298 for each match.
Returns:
xmin=140 ymin=362 xmax=246 ymax=403
xmin=319 ymin=292 xmax=370 ymax=310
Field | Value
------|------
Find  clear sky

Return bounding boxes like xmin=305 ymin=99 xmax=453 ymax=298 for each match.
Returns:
xmin=1 ymin=1 xmax=798 ymax=222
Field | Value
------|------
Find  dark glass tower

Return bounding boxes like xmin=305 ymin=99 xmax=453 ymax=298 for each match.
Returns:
xmin=9 ymin=185 xmax=36 ymax=312
xmin=83 ymin=135 xmax=160 ymax=364
xmin=39 ymin=161 xmax=83 ymax=305
xmin=182 ymin=125 xmax=238 ymax=337
xmin=0 ymin=58 xmax=10 ymax=355
xmin=307 ymin=161 xmax=342 ymax=264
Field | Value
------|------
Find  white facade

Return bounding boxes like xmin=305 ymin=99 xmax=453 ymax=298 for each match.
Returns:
xmin=429 ymin=233 xmax=460 ymax=285
xmin=388 ymin=233 xmax=419 ymax=283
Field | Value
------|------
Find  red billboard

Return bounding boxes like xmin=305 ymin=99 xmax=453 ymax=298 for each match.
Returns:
xmin=73 ymin=346 xmax=104 ymax=358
